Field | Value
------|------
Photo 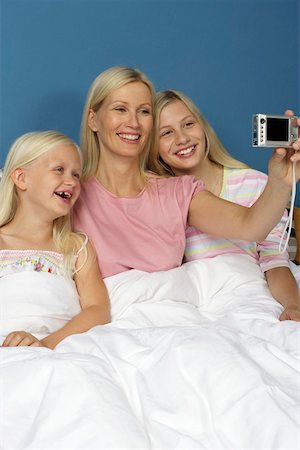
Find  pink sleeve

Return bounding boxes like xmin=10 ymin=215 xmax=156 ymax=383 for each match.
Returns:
xmin=174 ymin=176 xmax=206 ymax=227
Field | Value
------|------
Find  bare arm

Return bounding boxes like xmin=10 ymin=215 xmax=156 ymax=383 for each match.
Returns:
xmin=188 ymin=179 xmax=291 ymax=242
xmin=189 ymin=138 xmax=300 ymax=242
xmin=2 ymin=240 xmax=110 ymax=349
xmin=265 ymin=267 xmax=300 ymax=321
xmin=41 ymin=240 xmax=110 ymax=349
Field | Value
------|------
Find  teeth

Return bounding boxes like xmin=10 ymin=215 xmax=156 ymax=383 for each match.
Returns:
xmin=118 ymin=133 xmax=139 ymax=141
xmin=56 ymin=191 xmax=71 ymax=199
xmin=176 ymin=146 xmax=194 ymax=156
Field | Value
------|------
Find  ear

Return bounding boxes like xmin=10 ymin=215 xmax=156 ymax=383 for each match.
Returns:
xmin=88 ymin=109 xmax=99 ymax=132
xmin=11 ymin=168 xmax=28 ymax=191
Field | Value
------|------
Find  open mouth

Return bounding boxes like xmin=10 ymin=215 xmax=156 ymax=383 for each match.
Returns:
xmin=117 ymin=133 xmax=140 ymax=142
xmin=175 ymin=145 xmax=195 ymax=157
xmin=55 ymin=191 xmax=72 ymax=200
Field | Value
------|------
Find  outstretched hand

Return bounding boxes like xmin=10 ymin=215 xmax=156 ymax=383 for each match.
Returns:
xmin=268 ymin=113 xmax=300 ymax=186
xmin=2 ymin=331 xmax=44 ymax=347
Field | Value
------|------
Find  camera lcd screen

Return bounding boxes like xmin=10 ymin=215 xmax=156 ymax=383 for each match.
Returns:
xmin=266 ymin=118 xmax=289 ymax=142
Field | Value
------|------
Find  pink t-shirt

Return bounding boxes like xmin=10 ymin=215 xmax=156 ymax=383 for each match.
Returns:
xmin=72 ymin=175 xmax=205 ymax=278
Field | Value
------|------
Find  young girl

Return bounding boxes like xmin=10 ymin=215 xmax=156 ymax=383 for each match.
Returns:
xmin=0 ymin=131 xmax=110 ymax=349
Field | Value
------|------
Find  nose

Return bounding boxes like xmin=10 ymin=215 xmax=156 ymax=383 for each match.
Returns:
xmin=174 ymin=128 xmax=189 ymax=145
xmin=64 ymin=173 xmax=78 ymax=187
xmin=127 ymin=111 xmax=139 ymax=128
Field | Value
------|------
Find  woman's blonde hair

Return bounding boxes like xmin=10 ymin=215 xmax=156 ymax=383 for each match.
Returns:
xmin=148 ymin=89 xmax=248 ymax=176
xmin=80 ymin=65 xmax=156 ymax=180
xmin=0 ymin=130 xmax=84 ymax=277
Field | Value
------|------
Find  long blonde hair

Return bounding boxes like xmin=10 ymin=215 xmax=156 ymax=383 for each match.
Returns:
xmin=0 ymin=130 xmax=84 ymax=276
xmin=80 ymin=65 xmax=156 ymax=181
xmin=148 ymin=89 xmax=248 ymax=176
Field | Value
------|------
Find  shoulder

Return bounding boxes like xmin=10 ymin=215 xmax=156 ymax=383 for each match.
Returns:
xmin=79 ymin=178 xmax=98 ymax=194
xmin=148 ymin=174 xmax=205 ymax=190
xmin=147 ymin=176 xmax=205 ymax=209
xmin=74 ymin=232 xmax=89 ymax=254
xmin=226 ymin=167 xmax=267 ymax=185
xmin=72 ymin=232 xmax=98 ymax=275
xmin=73 ymin=179 xmax=104 ymax=214
xmin=0 ymin=226 xmax=11 ymax=249
xmin=0 ymin=231 xmax=5 ymax=249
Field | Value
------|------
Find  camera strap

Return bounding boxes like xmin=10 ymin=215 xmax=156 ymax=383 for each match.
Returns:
xmin=279 ymin=160 xmax=296 ymax=254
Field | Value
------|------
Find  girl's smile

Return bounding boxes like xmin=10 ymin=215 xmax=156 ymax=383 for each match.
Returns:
xmin=158 ymin=100 xmax=206 ymax=173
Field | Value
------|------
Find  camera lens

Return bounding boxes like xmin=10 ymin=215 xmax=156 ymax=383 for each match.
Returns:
xmin=260 ymin=118 xmax=265 ymax=124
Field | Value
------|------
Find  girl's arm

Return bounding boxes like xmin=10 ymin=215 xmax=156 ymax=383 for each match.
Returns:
xmin=265 ymin=267 xmax=300 ymax=321
xmin=188 ymin=137 xmax=300 ymax=243
xmin=41 ymin=239 xmax=110 ymax=349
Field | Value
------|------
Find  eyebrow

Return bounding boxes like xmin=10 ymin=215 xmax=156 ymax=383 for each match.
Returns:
xmin=110 ymin=100 xmax=152 ymax=108
xmin=159 ymin=114 xmax=195 ymax=130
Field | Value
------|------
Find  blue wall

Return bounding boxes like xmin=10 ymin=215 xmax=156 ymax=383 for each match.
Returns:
xmin=1 ymin=0 xmax=299 ymax=177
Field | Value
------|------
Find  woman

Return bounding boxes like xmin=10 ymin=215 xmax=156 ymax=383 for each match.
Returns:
xmin=148 ymin=89 xmax=300 ymax=321
xmin=72 ymin=65 xmax=300 ymax=283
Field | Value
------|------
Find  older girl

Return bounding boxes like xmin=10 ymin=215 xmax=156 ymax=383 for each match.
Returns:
xmin=148 ymin=89 xmax=300 ymax=321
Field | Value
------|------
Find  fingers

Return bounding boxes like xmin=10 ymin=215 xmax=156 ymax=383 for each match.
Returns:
xmin=292 ymin=135 xmax=300 ymax=151
xmin=290 ymin=146 xmax=300 ymax=162
xmin=2 ymin=331 xmax=42 ymax=347
xmin=2 ymin=331 xmax=23 ymax=346
xmin=284 ymin=109 xmax=295 ymax=117
xmin=283 ymin=111 xmax=300 ymax=151
xmin=279 ymin=308 xmax=300 ymax=322
xmin=273 ymin=147 xmax=287 ymax=158
xmin=30 ymin=341 xmax=43 ymax=347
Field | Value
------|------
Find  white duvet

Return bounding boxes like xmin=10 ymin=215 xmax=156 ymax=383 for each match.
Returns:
xmin=1 ymin=254 xmax=300 ymax=450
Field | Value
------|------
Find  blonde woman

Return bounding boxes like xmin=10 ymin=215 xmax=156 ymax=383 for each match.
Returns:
xmin=73 ymin=65 xmax=300 ymax=282
xmin=0 ymin=131 xmax=110 ymax=348
xmin=148 ymin=89 xmax=300 ymax=321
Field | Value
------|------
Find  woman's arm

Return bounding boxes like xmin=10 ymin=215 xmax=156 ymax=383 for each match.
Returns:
xmin=41 ymin=240 xmax=111 ymax=349
xmin=265 ymin=267 xmax=300 ymax=321
xmin=188 ymin=135 xmax=300 ymax=242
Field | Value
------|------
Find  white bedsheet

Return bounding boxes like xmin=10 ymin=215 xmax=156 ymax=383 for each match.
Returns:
xmin=1 ymin=254 xmax=300 ymax=449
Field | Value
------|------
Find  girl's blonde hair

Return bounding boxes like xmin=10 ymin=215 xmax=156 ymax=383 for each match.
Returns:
xmin=80 ymin=65 xmax=156 ymax=180
xmin=148 ymin=89 xmax=248 ymax=176
xmin=0 ymin=130 xmax=84 ymax=277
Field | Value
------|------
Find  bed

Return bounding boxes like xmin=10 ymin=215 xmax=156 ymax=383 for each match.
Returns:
xmin=1 ymin=252 xmax=300 ymax=450
xmin=1 ymin=165 xmax=300 ymax=449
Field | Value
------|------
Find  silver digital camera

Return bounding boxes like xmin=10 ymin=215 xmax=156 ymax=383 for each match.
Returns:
xmin=252 ymin=113 xmax=298 ymax=147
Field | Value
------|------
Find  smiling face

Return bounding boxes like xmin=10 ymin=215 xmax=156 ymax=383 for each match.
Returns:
xmin=18 ymin=144 xmax=82 ymax=220
xmin=158 ymin=100 xmax=207 ymax=175
xmin=88 ymin=81 xmax=153 ymax=162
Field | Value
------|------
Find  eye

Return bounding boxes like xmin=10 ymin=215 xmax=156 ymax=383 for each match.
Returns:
xmin=73 ymin=172 xmax=81 ymax=180
xmin=114 ymin=106 xmax=126 ymax=112
xmin=55 ymin=167 xmax=64 ymax=173
xmin=185 ymin=121 xmax=195 ymax=128
xmin=139 ymin=108 xmax=152 ymax=115
xmin=160 ymin=129 xmax=172 ymax=137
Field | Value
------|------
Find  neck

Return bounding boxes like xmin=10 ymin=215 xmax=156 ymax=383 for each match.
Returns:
xmin=0 ymin=207 xmax=55 ymax=250
xmin=174 ymin=158 xmax=224 ymax=196
xmin=96 ymin=156 xmax=146 ymax=197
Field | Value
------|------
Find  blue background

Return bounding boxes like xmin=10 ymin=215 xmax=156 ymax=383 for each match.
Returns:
xmin=1 ymin=0 xmax=299 ymax=182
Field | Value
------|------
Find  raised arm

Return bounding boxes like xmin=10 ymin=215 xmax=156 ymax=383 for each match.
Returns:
xmin=188 ymin=132 xmax=300 ymax=242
